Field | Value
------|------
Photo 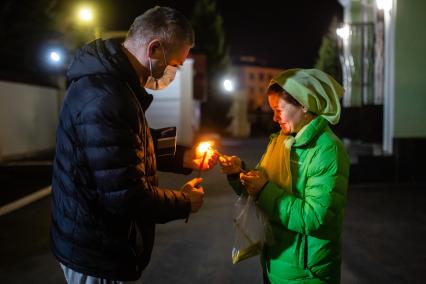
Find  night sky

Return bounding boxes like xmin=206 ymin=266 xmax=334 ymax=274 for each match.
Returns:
xmin=75 ymin=0 xmax=343 ymax=68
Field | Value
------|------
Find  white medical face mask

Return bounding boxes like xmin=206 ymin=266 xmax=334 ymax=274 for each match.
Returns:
xmin=144 ymin=45 xmax=178 ymax=90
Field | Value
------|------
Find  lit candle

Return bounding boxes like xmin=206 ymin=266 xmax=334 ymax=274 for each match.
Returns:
xmin=196 ymin=141 xmax=213 ymax=178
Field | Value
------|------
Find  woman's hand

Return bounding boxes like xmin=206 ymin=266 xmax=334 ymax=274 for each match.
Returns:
xmin=218 ymin=155 xmax=243 ymax=174
xmin=240 ymin=170 xmax=268 ymax=196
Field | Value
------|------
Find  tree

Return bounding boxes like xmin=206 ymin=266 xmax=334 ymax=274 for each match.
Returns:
xmin=315 ymin=17 xmax=342 ymax=83
xmin=190 ymin=0 xmax=231 ymax=133
xmin=191 ymin=0 xmax=229 ymax=74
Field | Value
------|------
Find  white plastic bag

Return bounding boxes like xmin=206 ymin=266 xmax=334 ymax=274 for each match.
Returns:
xmin=232 ymin=195 xmax=272 ymax=264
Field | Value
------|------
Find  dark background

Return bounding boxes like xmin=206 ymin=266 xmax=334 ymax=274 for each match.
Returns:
xmin=59 ymin=0 xmax=343 ymax=68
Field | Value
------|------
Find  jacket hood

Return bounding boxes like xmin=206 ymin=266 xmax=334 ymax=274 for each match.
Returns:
xmin=67 ymin=39 xmax=153 ymax=111
xmin=67 ymin=39 xmax=138 ymax=85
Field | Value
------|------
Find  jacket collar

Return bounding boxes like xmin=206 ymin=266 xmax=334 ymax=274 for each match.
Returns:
xmin=104 ymin=39 xmax=153 ymax=111
xmin=293 ymin=116 xmax=328 ymax=148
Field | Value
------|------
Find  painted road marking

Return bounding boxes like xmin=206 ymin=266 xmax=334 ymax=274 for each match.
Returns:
xmin=0 ymin=186 xmax=51 ymax=216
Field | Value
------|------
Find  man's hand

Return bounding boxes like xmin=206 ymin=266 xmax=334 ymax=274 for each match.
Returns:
xmin=240 ymin=170 xmax=268 ymax=196
xmin=183 ymin=148 xmax=219 ymax=171
xmin=181 ymin=177 xmax=204 ymax=213
xmin=218 ymin=155 xmax=243 ymax=174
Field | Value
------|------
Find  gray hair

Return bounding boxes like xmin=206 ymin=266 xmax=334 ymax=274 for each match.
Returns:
xmin=126 ymin=6 xmax=194 ymax=48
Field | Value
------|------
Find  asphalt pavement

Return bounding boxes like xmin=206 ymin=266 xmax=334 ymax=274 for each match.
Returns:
xmin=0 ymin=137 xmax=425 ymax=283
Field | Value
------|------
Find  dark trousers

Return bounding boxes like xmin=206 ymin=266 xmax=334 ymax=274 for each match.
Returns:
xmin=263 ymin=269 xmax=270 ymax=284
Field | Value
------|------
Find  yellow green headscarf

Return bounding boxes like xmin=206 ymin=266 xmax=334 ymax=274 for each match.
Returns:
xmin=268 ymin=68 xmax=344 ymax=125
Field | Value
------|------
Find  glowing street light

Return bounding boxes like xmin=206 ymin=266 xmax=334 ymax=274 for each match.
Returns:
xmin=336 ymin=25 xmax=350 ymax=41
xmin=223 ymin=79 xmax=235 ymax=92
xmin=47 ymin=48 xmax=65 ymax=67
xmin=376 ymin=0 xmax=393 ymax=12
xmin=78 ymin=7 xmax=94 ymax=23
xmin=50 ymin=51 xmax=61 ymax=63
xmin=75 ymin=5 xmax=101 ymax=38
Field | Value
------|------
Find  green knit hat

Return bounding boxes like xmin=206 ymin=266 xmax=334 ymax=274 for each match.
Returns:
xmin=268 ymin=68 xmax=344 ymax=125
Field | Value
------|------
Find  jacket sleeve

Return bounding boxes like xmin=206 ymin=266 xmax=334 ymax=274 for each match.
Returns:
xmin=75 ymin=85 xmax=190 ymax=223
xmin=257 ymin=145 xmax=349 ymax=238
xmin=227 ymin=173 xmax=246 ymax=196
xmin=156 ymin=145 xmax=192 ymax=175
xmin=226 ymin=161 xmax=248 ymax=196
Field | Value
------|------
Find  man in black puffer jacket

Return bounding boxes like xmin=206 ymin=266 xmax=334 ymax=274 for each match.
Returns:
xmin=50 ymin=6 xmax=213 ymax=283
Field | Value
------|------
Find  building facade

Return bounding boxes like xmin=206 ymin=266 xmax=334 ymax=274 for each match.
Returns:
xmin=233 ymin=57 xmax=283 ymax=112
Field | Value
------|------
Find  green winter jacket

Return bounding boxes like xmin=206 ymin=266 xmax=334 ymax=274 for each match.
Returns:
xmin=228 ymin=116 xmax=349 ymax=283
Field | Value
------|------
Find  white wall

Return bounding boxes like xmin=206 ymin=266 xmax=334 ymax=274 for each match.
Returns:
xmin=145 ymin=59 xmax=198 ymax=147
xmin=0 ymin=80 xmax=59 ymax=160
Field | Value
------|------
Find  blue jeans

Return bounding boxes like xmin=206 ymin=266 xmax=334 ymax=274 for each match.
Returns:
xmin=60 ymin=263 xmax=140 ymax=284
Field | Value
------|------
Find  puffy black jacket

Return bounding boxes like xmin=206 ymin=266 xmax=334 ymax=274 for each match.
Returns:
xmin=50 ymin=39 xmax=192 ymax=281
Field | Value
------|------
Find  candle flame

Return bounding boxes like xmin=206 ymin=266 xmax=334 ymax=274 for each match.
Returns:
xmin=197 ymin=141 xmax=214 ymax=155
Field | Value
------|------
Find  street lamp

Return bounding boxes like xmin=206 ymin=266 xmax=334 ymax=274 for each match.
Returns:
xmin=336 ymin=24 xmax=351 ymax=107
xmin=223 ymin=79 xmax=235 ymax=93
xmin=79 ymin=8 xmax=93 ymax=22
xmin=336 ymin=25 xmax=350 ymax=41
xmin=50 ymin=51 xmax=61 ymax=63
xmin=221 ymin=77 xmax=250 ymax=137
xmin=376 ymin=0 xmax=393 ymax=13
xmin=376 ymin=0 xmax=395 ymax=154
xmin=46 ymin=48 xmax=65 ymax=67
xmin=77 ymin=6 xmax=94 ymax=24
xmin=75 ymin=5 xmax=101 ymax=39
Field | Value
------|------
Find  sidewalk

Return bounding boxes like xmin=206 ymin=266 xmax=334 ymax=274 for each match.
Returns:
xmin=0 ymin=137 xmax=425 ymax=283
xmin=0 ymin=163 xmax=52 ymax=207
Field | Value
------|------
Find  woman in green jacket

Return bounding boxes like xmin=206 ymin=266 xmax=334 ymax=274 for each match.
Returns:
xmin=220 ymin=69 xmax=350 ymax=283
